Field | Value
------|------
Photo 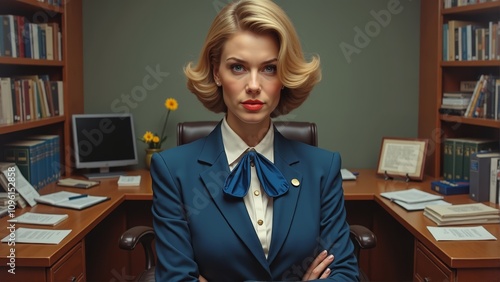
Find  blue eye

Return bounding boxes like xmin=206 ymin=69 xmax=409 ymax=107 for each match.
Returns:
xmin=231 ymin=64 xmax=245 ymax=72
xmin=263 ymin=65 xmax=277 ymax=73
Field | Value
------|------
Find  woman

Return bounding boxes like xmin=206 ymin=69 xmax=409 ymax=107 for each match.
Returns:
xmin=151 ymin=0 xmax=359 ymax=281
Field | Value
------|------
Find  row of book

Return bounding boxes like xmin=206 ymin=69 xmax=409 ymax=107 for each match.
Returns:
xmin=443 ymin=138 xmax=497 ymax=182
xmin=443 ymin=0 xmax=498 ymax=9
xmin=2 ymin=135 xmax=61 ymax=191
xmin=0 ymin=75 xmax=64 ymax=125
xmin=440 ymin=75 xmax=500 ymax=119
xmin=0 ymin=14 xmax=62 ymax=60
xmin=442 ymin=20 xmax=499 ymax=61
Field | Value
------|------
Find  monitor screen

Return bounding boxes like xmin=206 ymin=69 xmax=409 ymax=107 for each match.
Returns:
xmin=72 ymin=113 xmax=138 ymax=178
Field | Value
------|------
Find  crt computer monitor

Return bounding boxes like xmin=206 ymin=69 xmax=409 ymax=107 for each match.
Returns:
xmin=72 ymin=113 xmax=138 ymax=179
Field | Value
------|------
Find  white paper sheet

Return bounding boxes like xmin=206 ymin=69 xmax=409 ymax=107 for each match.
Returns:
xmin=427 ymin=226 xmax=497 ymax=241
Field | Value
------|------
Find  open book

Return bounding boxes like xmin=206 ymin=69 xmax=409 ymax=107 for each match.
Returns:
xmin=380 ymin=188 xmax=450 ymax=211
xmin=35 ymin=191 xmax=110 ymax=210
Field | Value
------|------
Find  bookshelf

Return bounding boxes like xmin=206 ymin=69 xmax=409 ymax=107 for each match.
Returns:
xmin=0 ymin=0 xmax=83 ymax=177
xmin=419 ymin=0 xmax=500 ymax=178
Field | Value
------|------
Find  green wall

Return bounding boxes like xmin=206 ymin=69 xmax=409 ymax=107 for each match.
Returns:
xmin=82 ymin=0 xmax=421 ymax=170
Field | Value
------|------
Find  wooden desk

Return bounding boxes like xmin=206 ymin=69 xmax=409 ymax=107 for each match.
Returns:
xmin=0 ymin=169 xmax=499 ymax=281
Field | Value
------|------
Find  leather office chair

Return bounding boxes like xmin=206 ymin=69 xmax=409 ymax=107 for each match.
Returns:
xmin=119 ymin=121 xmax=376 ymax=282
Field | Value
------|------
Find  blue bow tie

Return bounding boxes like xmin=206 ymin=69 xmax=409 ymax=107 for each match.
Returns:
xmin=223 ymin=149 xmax=289 ymax=198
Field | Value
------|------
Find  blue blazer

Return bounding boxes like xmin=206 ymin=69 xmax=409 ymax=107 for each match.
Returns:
xmin=151 ymin=122 xmax=358 ymax=281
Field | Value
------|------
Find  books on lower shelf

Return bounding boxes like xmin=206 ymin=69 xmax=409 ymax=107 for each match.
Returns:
xmin=1 ymin=134 xmax=62 ymax=190
xmin=424 ymin=203 xmax=500 ymax=226
xmin=380 ymin=188 xmax=451 ymax=211
xmin=35 ymin=191 xmax=110 ymax=210
xmin=8 ymin=212 xmax=68 ymax=226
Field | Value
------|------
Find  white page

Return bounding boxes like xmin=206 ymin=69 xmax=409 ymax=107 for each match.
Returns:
xmin=8 ymin=212 xmax=68 ymax=226
xmin=2 ymin=166 xmax=40 ymax=207
xmin=395 ymin=199 xmax=451 ymax=211
xmin=427 ymin=226 xmax=497 ymax=241
xmin=1 ymin=228 xmax=71 ymax=244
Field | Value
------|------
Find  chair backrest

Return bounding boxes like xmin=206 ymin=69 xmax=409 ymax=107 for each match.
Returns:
xmin=177 ymin=121 xmax=318 ymax=146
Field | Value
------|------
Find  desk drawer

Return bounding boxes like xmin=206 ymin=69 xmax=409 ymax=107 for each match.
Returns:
xmin=49 ymin=241 xmax=86 ymax=282
xmin=414 ymin=240 xmax=455 ymax=282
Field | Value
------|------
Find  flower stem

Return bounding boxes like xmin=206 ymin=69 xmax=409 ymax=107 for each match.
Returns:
xmin=159 ymin=109 xmax=171 ymax=147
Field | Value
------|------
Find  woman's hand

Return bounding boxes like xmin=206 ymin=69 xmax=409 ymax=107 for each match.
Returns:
xmin=302 ymin=250 xmax=334 ymax=280
xmin=199 ymin=274 xmax=208 ymax=282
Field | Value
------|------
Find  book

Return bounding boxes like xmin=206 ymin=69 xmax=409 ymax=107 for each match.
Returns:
xmin=425 ymin=203 xmax=499 ymax=218
xmin=57 ymin=178 xmax=99 ymax=189
xmin=28 ymin=134 xmax=61 ymax=184
xmin=35 ymin=191 xmax=110 ymax=210
xmin=8 ymin=212 xmax=68 ymax=226
xmin=117 ymin=175 xmax=141 ymax=186
xmin=1 ymin=227 xmax=71 ymax=244
xmin=3 ymin=139 xmax=46 ymax=190
xmin=430 ymin=180 xmax=469 ymax=195
xmin=469 ymin=152 xmax=500 ymax=202
xmin=490 ymin=156 xmax=500 ymax=203
xmin=380 ymin=188 xmax=448 ymax=210
xmin=0 ymin=162 xmax=40 ymax=207
xmin=462 ymin=138 xmax=498 ymax=181
xmin=424 ymin=203 xmax=500 ymax=226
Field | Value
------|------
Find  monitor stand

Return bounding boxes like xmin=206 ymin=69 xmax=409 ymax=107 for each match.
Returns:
xmin=83 ymin=167 xmax=127 ymax=180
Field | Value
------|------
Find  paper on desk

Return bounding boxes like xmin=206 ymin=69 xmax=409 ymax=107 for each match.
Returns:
xmin=1 ymin=227 xmax=71 ymax=244
xmin=427 ymin=226 xmax=497 ymax=241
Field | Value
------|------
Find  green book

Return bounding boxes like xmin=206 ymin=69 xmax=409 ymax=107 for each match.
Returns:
xmin=463 ymin=139 xmax=498 ymax=182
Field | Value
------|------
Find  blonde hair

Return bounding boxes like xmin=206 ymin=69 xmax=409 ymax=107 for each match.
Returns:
xmin=184 ymin=0 xmax=321 ymax=117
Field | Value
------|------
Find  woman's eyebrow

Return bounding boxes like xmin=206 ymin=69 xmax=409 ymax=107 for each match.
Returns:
xmin=226 ymin=57 xmax=278 ymax=65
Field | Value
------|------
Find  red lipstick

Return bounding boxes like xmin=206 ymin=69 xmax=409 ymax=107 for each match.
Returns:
xmin=242 ymin=100 xmax=264 ymax=111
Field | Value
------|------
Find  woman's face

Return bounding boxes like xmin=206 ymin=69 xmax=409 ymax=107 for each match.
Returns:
xmin=214 ymin=30 xmax=283 ymax=130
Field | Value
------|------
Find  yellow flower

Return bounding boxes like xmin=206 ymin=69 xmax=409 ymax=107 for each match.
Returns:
xmin=165 ymin=98 xmax=178 ymax=111
xmin=143 ymin=131 xmax=154 ymax=142
xmin=139 ymin=97 xmax=179 ymax=149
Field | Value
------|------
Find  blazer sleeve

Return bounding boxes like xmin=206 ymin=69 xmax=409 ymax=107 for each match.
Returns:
xmin=150 ymin=152 xmax=200 ymax=282
xmin=320 ymin=152 xmax=359 ymax=281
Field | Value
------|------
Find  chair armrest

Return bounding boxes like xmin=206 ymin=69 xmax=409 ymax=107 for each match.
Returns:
xmin=349 ymin=224 xmax=376 ymax=250
xmin=119 ymin=226 xmax=156 ymax=270
xmin=119 ymin=226 xmax=155 ymax=250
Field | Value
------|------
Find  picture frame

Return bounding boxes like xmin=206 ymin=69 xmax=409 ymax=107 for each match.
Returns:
xmin=376 ymin=137 xmax=428 ymax=181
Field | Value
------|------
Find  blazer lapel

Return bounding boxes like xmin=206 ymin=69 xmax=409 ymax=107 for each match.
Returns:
xmin=198 ymin=123 xmax=270 ymax=270
xmin=267 ymin=129 xmax=303 ymax=264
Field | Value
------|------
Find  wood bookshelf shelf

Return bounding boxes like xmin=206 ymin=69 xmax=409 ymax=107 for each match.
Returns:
xmin=0 ymin=116 xmax=65 ymax=135
xmin=0 ymin=56 xmax=64 ymax=66
xmin=440 ymin=115 xmax=500 ymax=129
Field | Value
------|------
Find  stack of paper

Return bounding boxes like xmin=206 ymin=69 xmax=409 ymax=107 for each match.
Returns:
xmin=380 ymin=188 xmax=451 ymax=211
xmin=117 ymin=175 xmax=141 ymax=186
xmin=8 ymin=212 xmax=68 ymax=226
xmin=424 ymin=203 xmax=500 ymax=226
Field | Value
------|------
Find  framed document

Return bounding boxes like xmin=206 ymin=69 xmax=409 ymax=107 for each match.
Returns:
xmin=377 ymin=137 xmax=428 ymax=181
